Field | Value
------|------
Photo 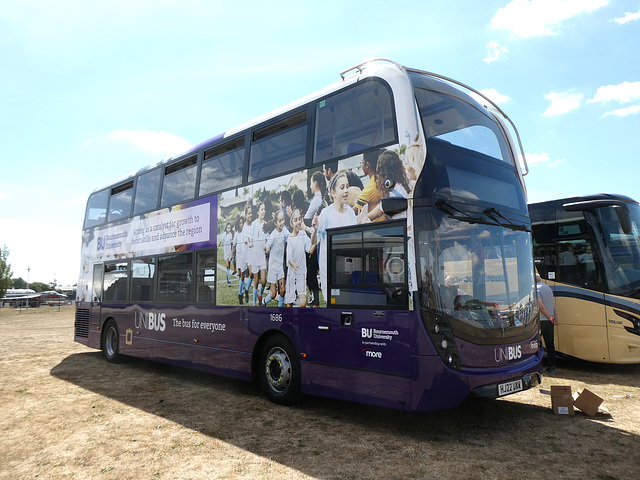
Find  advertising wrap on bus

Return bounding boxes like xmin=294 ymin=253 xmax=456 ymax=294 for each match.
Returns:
xmin=75 ymin=59 xmax=542 ymax=412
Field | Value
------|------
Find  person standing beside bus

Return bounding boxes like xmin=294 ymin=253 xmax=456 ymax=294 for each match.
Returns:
xmin=536 ymin=273 xmax=558 ymax=374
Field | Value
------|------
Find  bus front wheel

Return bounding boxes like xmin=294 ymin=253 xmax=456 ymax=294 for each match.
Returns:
xmin=102 ymin=320 xmax=122 ymax=363
xmin=259 ymin=335 xmax=301 ymax=406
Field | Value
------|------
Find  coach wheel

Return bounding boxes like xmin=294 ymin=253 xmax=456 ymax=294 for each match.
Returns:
xmin=102 ymin=320 xmax=122 ymax=363
xmin=260 ymin=335 xmax=301 ymax=406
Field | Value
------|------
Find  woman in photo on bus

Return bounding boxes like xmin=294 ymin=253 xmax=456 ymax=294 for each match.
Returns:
xmin=248 ymin=201 xmax=268 ymax=306
xmin=312 ymin=170 xmax=357 ymax=301
xmin=304 ymin=171 xmax=326 ymax=307
xmin=263 ymin=209 xmax=290 ymax=307
xmin=234 ymin=213 xmax=248 ymax=304
xmin=285 ymin=209 xmax=316 ymax=307
xmin=219 ymin=222 xmax=234 ymax=287
xmin=365 ymin=150 xmax=412 ymax=221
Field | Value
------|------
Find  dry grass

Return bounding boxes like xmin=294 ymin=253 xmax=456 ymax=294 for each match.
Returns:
xmin=1 ymin=305 xmax=639 ymax=480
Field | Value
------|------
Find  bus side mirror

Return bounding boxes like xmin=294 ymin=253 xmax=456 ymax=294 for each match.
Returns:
xmin=381 ymin=197 xmax=407 ymax=217
xmin=614 ymin=205 xmax=633 ymax=235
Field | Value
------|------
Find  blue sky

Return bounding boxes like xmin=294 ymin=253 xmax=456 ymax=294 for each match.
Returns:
xmin=1 ymin=0 xmax=639 ymax=287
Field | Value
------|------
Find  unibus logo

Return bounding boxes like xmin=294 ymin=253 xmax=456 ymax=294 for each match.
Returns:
xmin=361 ymin=328 xmax=372 ymax=338
xmin=97 ymin=236 xmax=105 ymax=251
xmin=362 ymin=348 xmax=382 ymax=359
xmin=494 ymin=345 xmax=522 ymax=363
xmin=134 ymin=312 xmax=166 ymax=332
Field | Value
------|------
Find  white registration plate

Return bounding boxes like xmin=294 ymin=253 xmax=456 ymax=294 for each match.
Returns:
xmin=498 ymin=379 xmax=523 ymax=396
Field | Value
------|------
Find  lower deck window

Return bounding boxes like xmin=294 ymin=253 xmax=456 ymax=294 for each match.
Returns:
xmin=328 ymin=222 xmax=408 ymax=308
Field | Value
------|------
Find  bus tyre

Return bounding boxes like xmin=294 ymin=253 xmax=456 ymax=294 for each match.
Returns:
xmin=260 ymin=335 xmax=301 ymax=406
xmin=102 ymin=320 xmax=122 ymax=363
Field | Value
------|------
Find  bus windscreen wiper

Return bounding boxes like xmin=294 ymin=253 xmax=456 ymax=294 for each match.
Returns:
xmin=436 ymin=200 xmax=501 ymax=227
xmin=484 ymin=207 xmax=531 ymax=232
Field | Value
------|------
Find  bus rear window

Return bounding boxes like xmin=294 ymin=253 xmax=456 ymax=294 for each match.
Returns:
xmin=84 ymin=189 xmax=109 ymax=229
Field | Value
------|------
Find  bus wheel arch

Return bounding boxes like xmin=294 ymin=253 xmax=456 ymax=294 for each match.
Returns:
xmin=101 ymin=318 xmax=123 ymax=363
xmin=255 ymin=332 xmax=302 ymax=406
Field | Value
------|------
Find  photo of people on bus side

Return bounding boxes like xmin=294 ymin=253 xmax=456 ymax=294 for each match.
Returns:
xmin=215 ymin=144 xmax=415 ymax=307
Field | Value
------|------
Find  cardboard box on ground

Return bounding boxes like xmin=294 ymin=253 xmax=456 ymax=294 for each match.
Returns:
xmin=540 ymin=386 xmax=604 ymax=416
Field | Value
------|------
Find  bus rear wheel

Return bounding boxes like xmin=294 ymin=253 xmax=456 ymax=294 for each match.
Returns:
xmin=259 ymin=335 xmax=301 ymax=406
xmin=102 ymin=320 xmax=122 ymax=363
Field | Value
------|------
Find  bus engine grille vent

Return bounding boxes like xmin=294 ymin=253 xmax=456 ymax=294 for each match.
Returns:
xmin=75 ymin=308 xmax=90 ymax=339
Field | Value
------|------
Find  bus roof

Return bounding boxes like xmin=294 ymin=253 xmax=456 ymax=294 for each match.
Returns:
xmin=529 ymin=193 xmax=638 ymax=207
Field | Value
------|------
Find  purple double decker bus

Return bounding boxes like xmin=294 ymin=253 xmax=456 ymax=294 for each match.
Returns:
xmin=75 ymin=59 xmax=542 ymax=411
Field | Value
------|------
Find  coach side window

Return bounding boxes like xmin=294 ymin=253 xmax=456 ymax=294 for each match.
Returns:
xmin=134 ymin=168 xmax=161 ymax=215
xmin=103 ymin=262 xmax=129 ymax=302
xmin=328 ymin=223 xmax=407 ymax=308
xmin=249 ymin=111 xmax=308 ymax=183
xmin=158 ymin=253 xmax=193 ymax=302
xmin=314 ymin=79 xmax=396 ymax=164
xmin=108 ymin=181 xmax=134 ymax=222
xmin=200 ymin=138 xmax=245 ymax=195
xmin=161 ymin=156 xmax=198 ymax=207
xmin=84 ymin=189 xmax=109 ymax=229
xmin=131 ymin=258 xmax=156 ymax=302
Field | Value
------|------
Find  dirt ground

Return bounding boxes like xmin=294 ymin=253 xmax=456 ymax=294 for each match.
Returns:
xmin=1 ymin=306 xmax=639 ymax=480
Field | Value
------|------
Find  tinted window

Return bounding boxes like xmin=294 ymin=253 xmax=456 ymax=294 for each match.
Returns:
xmin=158 ymin=253 xmax=193 ymax=302
xmin=329 ymin=223 xmax=407 ymax=308
xmin=249 ymin=112 xmax=308 ymax=182
xmin=108 ymin=181 xmax=134 ymax=222
xmin=103 ymin=262 xmax=129 ymax=302
xmin=196 ymin=251 xmax=216 ymax=303
xmin=314 ymin=80 xmax=396 ymax=164
xmin=134 ymin=169 xmax=161 ymax=215
xmin=84 ymin=189 xmax=109 ymax=228
xmin=161 ymin=157 xmax=198 ymax=207
xmin=131 ymin=258 xmax=155 ymax=302
xmin=200 ymin=138 xmax=244 ymax=195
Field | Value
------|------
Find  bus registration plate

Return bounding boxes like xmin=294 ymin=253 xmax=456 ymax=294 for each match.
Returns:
xmin=498 ymin=379 xmax=523 ymax=396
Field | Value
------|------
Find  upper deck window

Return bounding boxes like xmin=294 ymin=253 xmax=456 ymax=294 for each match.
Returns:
xmin=314 ymin=79 xmax=396 ymax=164
xmin=108 ymin=180 xmax=134 ymax=222
xmin=410 ymin=73 xmax=513 ymax=167
xmin=84 ymin=189 xmax=109 ymax=229
xmin=133 ymin=168 xmax=161 ymax=215
xmin=161 ymin=156 xmax=198 ymax=207
xmin=248 ymin=111 xmax=308 ymax=183
xmin=200 ymin=137 xmax=245 ymax=195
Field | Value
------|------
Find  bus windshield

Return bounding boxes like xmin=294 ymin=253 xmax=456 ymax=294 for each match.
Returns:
xmin=416 ymin=208 xmax=537 ymax=342
xmin=593 ymin=202 xmax=640 ymax=296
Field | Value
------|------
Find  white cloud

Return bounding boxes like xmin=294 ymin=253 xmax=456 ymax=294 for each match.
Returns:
xmin=526 ymin=152 xmax=565 ymax=168
xmin=490 ymin=0 xmax=608 ymax=37
xmin=484 ymin=41 xmax=508 ymax=64
xmin=614 ymin=7 xmax=640 ymax=24
xmin=478 ymin=88 xmax=511 ymax=104
xmin=589 ymin=81 xmax=640 ymax=103
xmin=107 ymin=129 xmax=192 ymax=156
xmin=602 ymin=105 xmax=640 ymax=117
xmin=526 ymin=152 xmax=551 ymax=166
xmin=543 ymin=92 xmax=584 ymax=116
xmin=0 ymin=191 xmax=7 ymax=199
